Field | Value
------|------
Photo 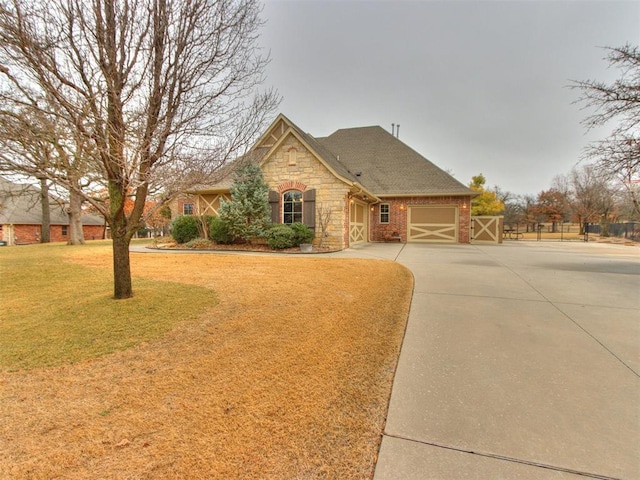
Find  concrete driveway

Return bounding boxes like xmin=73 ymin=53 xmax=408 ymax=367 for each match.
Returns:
xmin=344 ymin=242 xmax=639 ymax=480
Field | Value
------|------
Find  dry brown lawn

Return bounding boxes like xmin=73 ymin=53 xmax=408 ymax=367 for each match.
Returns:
xmin=0 ymin=246 xmax=413 ymax=479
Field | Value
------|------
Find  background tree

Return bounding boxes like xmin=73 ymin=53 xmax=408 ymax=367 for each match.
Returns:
xmin=0 ymin=0 xmax=279 ymax=298
xmin=469 ymin=174 xmax=504 ymax=216
xmin=501 ymin=195 xmax=526 ymax=227
xmin=218 ymin=163 xmax=271 ymax=243
xmin=532 ymin=189 xmax=569 ymax=231
xmin=565 ymin=165 xmax=617 ymax=233
xmin=573 ymin=44 xmax=640 ymax=216
xmin=0 ymin=102 xmax=97 ymax=245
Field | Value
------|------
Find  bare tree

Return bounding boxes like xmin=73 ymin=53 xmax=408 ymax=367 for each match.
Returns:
xmin=0 ymin=0 xmax=278 ymax=298
xmin=572 ymin=45 xmax=640 ymax=215
xmin=316 ymin=203 xmax=333 ymax=248
xmin=0 ymin=102 xmax=95 ymax=244
xmin=565 ymin=165 xmax=617 ymax=233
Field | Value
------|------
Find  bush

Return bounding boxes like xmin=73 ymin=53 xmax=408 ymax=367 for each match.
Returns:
xmin=290 ymin=222 xmax=314 ymax=246
xmin=171 ymin=215 xmax=200 ymax=244
xmin=267 ymin=225 xmax=295 ymax=249
xmin=209 ymin=216 xmax=233 ymax=244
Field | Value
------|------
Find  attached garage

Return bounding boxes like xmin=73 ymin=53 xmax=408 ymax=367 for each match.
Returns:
xmin=408 ymin=206 xmax=458 ymax=243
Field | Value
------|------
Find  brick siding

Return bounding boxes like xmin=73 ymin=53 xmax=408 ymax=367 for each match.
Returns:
xmin=370 ymin=196 xmax=472 ymax=244
xmin=6 ymin=224 xmax=106 ymax=244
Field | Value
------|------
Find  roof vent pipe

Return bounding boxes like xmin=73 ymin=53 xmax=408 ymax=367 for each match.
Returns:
xmin=391 ymin=123 xmax=395 ymax=136
xmin=396 ymin=124 xmax=400 ymax=138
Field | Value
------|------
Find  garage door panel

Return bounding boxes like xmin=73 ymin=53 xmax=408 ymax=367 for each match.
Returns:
xmin=410 ymin=206 xmax=456 ymax=224
xmin=409 ymin=225 xmax=456 ymax=241
xmin=408 ymin=206 xmax=457 ymax=243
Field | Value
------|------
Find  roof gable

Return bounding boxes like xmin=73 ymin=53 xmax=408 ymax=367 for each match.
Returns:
xmin=260 ymin=126 xmax=355 ymax=186
xmin=254 ymin=114 xmax=291 ymax=149
xmin=256 ymin=114 xmax=358 ymax=184
xmin=192 ymin=114 xmax=474 ymax=198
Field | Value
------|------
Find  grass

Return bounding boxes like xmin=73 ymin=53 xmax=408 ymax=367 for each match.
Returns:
xmin=0 ymin=240 xmax=413 ymax=479
xmin=0 ymin=242 xmax=215 ymax=370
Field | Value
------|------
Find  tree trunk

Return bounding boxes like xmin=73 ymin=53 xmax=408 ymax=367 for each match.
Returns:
xmin=39 ymin=177 xmax=51 ymax=243
xmin=112 ymin=232 xmax=133 ymax=299
xmin=67 ymin=189 xmax=86 ymax=245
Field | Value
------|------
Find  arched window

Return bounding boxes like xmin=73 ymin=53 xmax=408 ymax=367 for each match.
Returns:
xmin=282 ymin=190 xmax=303 ymax=224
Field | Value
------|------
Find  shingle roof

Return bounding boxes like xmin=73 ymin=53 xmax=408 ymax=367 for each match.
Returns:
xmin=316 ymin=126 xmax=474 ymax=196
xmin=190 ymin=116 xmax=361 ymax=192
xmin=190 ymin=115 xmax=473 ymax=198
xmin=0 ymin=177 xmax=105 ymax=225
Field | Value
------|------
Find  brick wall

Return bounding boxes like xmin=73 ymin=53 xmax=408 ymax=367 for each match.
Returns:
xmin=370 ymin=196 xmax=472 ymax=244
xmin=12 ymin=224 xmax=40 ymax=244
xmin=6 ymin=224 xmax=106 ymax=244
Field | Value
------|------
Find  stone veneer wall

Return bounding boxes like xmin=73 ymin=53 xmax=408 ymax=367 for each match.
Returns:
xmin=261 ymin=135 xmax=351 ymax=249
xmin=370 ymin=196 xmax=472 ymax=244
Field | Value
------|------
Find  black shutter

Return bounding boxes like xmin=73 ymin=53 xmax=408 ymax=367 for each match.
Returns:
xmin=303 ymin=189 xmax=316 ymax=231
xmin=269 ymin=190 xmax=280 ymax=223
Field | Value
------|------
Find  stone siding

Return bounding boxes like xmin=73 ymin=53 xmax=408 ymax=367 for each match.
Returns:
xmin=261 ymin=135 xmax=351 ymax=249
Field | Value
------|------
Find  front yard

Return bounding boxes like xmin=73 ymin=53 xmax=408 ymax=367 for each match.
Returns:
xmin=0 ymin=241 xmax=413 ymax=479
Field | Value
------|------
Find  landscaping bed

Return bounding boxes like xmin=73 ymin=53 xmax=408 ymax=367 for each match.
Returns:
xmin=150 ymin=238 xmax=341 ymax=254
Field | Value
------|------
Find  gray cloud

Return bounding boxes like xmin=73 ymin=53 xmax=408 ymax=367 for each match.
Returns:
xmin=260 ymin=0 xmax=640 ymax=194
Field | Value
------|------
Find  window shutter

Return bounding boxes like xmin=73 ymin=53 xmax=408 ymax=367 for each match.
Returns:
xmin=269 ymin=190 xmax=280 ymax=223
xmin=303 ymin=189 xmax=316 ymax=231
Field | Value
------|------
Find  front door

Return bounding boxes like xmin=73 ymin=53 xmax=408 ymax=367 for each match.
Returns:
xmin=349 ymin=201 xmax=367 ymax=245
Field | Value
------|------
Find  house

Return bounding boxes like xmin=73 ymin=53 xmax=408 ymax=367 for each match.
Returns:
xmin=0 ymin=178 xmax=106 ymax=245
xmin=185 ymin=114 xmax=476 ymax=249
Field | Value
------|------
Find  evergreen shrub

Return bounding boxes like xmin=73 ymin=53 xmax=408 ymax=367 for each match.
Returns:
xmin=171 ymin=215 xmax=200 ymax=244
xmin=209 ymin=216 xmax=233 ymax=244
xmin=267 ymin=225 xmax=295 ymax=249
xmin=290 ymin=222 xmax=314 ymax=246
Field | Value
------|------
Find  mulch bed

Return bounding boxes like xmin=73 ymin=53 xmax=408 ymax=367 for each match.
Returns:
xmin=149 ymin=240 xmax=342 ymax=254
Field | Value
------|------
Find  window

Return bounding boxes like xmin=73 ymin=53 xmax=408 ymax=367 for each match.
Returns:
xmin=183 ymin=202 xmax=194 ymax=215
xmin=282 ymin=190 xmax=302 ymax=224
xmin=62 ymin=225 xmax=68 ymax=236
xmin=380 ymin=203 xmax=390 ymax=224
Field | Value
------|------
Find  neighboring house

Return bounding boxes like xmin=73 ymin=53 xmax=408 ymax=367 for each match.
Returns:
xmin=187 ymin=114 xmax=476 ymax=249
xmin=0 ymin=178 xmax=106 ymax=245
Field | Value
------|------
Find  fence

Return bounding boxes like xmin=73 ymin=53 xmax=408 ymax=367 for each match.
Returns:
xmin=586 ymin=222 xmax=640 ymax=241
xmin=502 ymin=222 xmax=639 ymax=242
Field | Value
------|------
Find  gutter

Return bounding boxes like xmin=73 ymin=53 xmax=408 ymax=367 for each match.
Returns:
xmin=376 ymin=191 xmax=478 ymax=198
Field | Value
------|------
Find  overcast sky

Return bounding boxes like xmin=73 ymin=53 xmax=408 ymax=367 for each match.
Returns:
xmin=258 ymin=0 xmax=640 ymax=195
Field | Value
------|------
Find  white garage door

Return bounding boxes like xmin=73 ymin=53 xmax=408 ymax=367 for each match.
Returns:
xmin=408 ymin=206 xmax=458 ymax=243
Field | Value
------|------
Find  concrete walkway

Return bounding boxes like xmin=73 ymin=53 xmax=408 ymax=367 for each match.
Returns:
xmin=133 ymin=241 xmax=639 ymax=478
xmin=363 ymin=242 xmax=639 ymax=480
